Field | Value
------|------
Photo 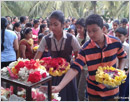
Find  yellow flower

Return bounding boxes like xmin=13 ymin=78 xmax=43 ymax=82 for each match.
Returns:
xmin=11 ymin=67 xmax=17 ymax=74
xmin=33 ymin=45 xmax=39 ymax=51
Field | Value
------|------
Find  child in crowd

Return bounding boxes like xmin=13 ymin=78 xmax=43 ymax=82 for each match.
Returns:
xmin=115 ymin=27 xmax=129 ymax=101
xmin=13 ymin=22 xmax=22 ymax=41
xmin=32 ymin=19 xmax=40 ymax=45
xmin=52 ymin=14 xmax=127 ymax=101
xmin=67 ymin=28 xmax=75 ymax=36
xmin=34 ymin=10 xmax=81 ymax=101
xmin=108 ymin=20 xmax=120 ymax=36
xmin=38 ymin=24 xmax=47 ymax=35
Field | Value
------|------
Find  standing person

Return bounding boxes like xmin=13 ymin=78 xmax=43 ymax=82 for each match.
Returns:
xmin=67 ymin=28 xmax=75 ymax=36
xmin=1 ymin=17 xmax=19 ymax=68
xmin=19 ymin=28 xmax=34 ymax=59
xmin=32 ymin=19 xmax=40 ymax=45
xmin=103 ymin=23 xmax=109 ymax=35
xmin=52 ymin=14 xmax=127 ymax=101
xmin=108 ymin=20 xmax=120 ymax=37
xmin=13 ymin=22 xmax=22 ymax=42
xmin=34 ymin=10 xmax=80 ymax=101
xmin=12 ymin=16 xmax=19 ymax=25
xmin=115 ymin=27 xmax=129 ymax=101
xmin=75 ymin=18 xmax=90 ymax=101
xmin=38 ymin=24 xmax=47 ymax=35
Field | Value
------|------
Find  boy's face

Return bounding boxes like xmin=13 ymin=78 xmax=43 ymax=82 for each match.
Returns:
xmin=113 ymin=22 xmax=119 ymax=31
xmin=121 ymin=23 xmax=127 ymax=28
xmin=86 ymin=24 xmax=104 ymax=42
xmin=115 ymin=32 xmax=126 ymax=43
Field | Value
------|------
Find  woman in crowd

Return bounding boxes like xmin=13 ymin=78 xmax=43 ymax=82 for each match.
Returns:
xmin=34 ymin=10 xmax=80 ymax=101
xmin=1 ymin=17 xmax=19 ymax=68
xmin=19 ymin=28 xmax=34 ymax=59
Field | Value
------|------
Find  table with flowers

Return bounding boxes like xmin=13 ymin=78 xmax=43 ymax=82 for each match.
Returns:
xmin=1 ymin=75 xmax=52 ymax=101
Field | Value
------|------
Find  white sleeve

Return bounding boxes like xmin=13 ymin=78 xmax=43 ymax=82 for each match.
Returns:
xmin=37 ymin=37 xmax=47 ymax=52
xmin=71 ymin=35 xmax=81 ymax=52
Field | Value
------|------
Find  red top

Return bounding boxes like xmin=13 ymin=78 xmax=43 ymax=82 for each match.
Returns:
xmin=19 ymin=39 xmax=34 ymax=59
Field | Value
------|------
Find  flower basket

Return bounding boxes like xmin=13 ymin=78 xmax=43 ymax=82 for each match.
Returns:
xmin=95 ymin=66 xmax=127 ymax=88
xmin=40 ymin=57 xmax=70 ymax=76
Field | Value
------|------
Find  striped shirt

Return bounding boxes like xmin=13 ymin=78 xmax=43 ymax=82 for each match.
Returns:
xmin=71 ymin=35 xmax=127 ymax=100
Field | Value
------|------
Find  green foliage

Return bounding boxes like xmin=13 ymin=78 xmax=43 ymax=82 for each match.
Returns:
xmin=1 ymin=1 xmax=129 ymax=20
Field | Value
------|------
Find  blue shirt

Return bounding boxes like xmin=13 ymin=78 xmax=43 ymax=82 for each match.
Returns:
xmin=1 ymin=29 xmax=17 ymax=62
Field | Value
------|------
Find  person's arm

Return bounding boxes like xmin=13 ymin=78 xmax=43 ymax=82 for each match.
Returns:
xmin=13 ymin=38 xmax=19 ymax=51
xmin=19 ymin=45 xmax=26 ymax=59
xmin=52 ymin=68 xmax=78 ymax=93
xmin=34 ymin=51 xmax=43 ymax=60
xmin=118 ymin=58 xmax=127 ymax=70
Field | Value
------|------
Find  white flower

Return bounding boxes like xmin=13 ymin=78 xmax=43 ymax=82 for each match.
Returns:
xmin=18 ymin=67 xmax=29 ymax=80
xmin=8 ymin=61 xmax=17 ymax=68
xmin=1 ymin=67 xmax=8 ymax=76
xmin=52 ymin=93 xmax=61 ymax=101
xmin=17 ymin=57 xmax=29 ymax=62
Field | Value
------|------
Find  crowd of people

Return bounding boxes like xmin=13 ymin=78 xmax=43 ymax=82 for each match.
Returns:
xmin=1 ymin=10 xmax=129 ymax=101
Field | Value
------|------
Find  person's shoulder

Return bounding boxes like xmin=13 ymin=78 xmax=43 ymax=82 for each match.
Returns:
xmin=6 ymin=29 xmax=16 ymax=35
xmin=107 ymin=35 xmax=120 ymax=42
xmin=82 ymin=40 xmax=91 ymax=49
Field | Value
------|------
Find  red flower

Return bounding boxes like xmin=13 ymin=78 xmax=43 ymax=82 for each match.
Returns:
xmin=25 ymin=59 xmax=40 ymax=70
xmin=27 ymin=71 xmax=42 ymax=83
xmin=15 ymin=61 xmax=25 ymax=72
xmin=42 ymin=73 xmax=47 ymax=78
xmin=40 ymin=57 xmax=52 ymax=67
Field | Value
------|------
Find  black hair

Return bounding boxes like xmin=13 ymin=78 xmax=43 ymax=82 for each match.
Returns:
xmin=75 ymin=18 xmax=85 ymax=27
xmin=72 ymin=18 xmax=76 ymax=22
xmin=66 ymin=19 xmax=70 ymax=23
xmin=41 ymin=19 xmax=47 ymax=23
xmin=33 ymin=19 xmax=39 ymax=24
xmin=76 ymin=18 xmax=87 ymax=45
xmin=103 ymin=23 xmax=109 ymax=30
xmin=13 ymin=22 xmax=21 ymax=31
xmin=13 ymin=16 xmax=17 ymax=20
xmin=85 ymin=14 xmax=103 ymax=28
xmin=23 ymin=28 xmax=32 ymax=38
xmin=120 ymin=18 xmax=128 ymax=24
xmin=115 ymin=27 xmax=128 ymax=35
xmin=20 ymin=16 xmax=26 ymax=23
xmin=25 ymin=23 xmax=32 ymax=28
xmin=67 ymin=28 xmax=73 ymax=33
xmin=1 ymin=17 xmax=8 ymax=51
xmin=38 ymin=24 xmax=47 ymax=35
xmin=113 ymin=20 xmax=120 ymax=25
xmin=38 ymin=33 xmax=44 ymax=39
xmin=49 ymin=10 xmax=65 ymax=24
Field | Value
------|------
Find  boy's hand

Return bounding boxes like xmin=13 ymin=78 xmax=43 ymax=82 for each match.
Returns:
xmin=52 ymin=86 xmax=62 ymax=93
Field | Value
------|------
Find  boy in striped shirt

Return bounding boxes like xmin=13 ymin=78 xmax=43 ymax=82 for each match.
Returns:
xmin=52 ymin=14 xmax=127 ymax=101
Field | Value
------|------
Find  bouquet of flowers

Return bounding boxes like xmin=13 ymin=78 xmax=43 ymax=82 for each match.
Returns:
xmin=40 ymin=57 xmax=70 ymax=76
xmin=95 ymin=66 xmax=127 ymax=88
xmin=1 ymin=58 xmax=49 ymax=83
xmin=33 ymin=45 xmax=39 ymax=52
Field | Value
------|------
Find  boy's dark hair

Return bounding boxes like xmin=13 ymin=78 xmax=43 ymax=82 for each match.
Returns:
xmin=115 ymin=27 xmax=128 ymax=35
xmin=103 ymin=23 xmax=109 ymax=30
xmin=120 ymin=18 xmax=128 ymax=24
xmin=13 ymin=22 xmax=21 ymax=31
xmin=85 ymin=14 xmax=103 ymax=28
xmin=49 ymin=10 xmax=65 ymax=24
xmin=20 ymin=16 xmax=26 ymax=23
xmin=72 ymin=18 xmax=76 ymax=22
xmin=25 ymin=23 xmax=32 ymax=28
xmin=67 ymin=28 xmax=73 ymax=33
xmin=113 ymin=20 xmax=120 ymax=25
xmin=75 ymin=18 xmax=85 ymax=27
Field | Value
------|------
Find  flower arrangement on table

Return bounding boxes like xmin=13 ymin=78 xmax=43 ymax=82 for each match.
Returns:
xmin=40 ymin=57 xmax=70 ymax=76
xmin=1 ymin=58 xmax=49 ymax=83
xmin=95 ymin=66 xmax=127 ymax=88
